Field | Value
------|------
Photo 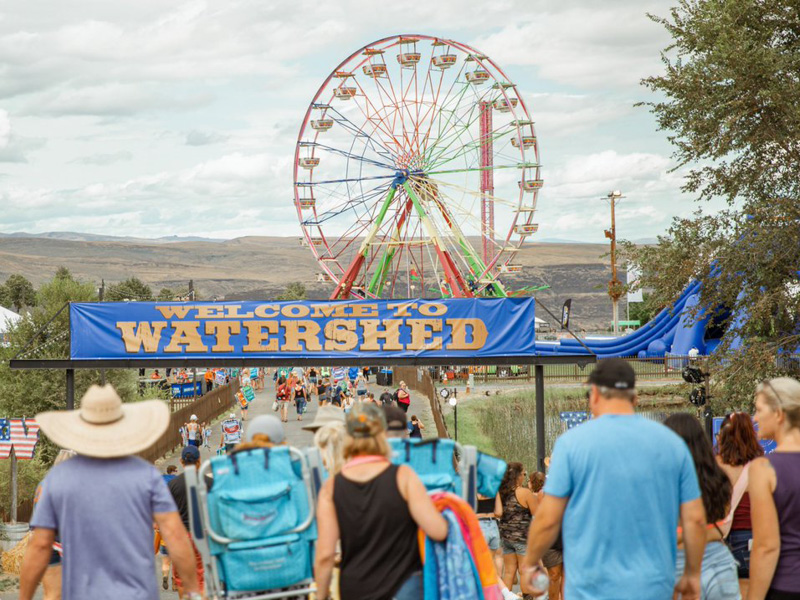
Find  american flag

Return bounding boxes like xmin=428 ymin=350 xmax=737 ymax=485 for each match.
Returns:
xmin=332 ymin=367 xmax=346 ymax=383
xmin=560 ymin=411 xmax=589 ymax=431
xmin=0 ymin=418 xmax=41 ymax=460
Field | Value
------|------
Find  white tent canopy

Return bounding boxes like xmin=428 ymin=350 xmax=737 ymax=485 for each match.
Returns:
xmin=0 ymin=305 xmax=21 ymax=334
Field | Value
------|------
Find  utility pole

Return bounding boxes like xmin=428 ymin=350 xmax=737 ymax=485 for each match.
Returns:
xmin=603 ymin=190 xmax=625 ymax=334
xmin=99 ymin=279 xmax=106 ymax=385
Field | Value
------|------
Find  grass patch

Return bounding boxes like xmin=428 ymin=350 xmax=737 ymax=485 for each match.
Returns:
xmin=442 ymin=383 xmax=691 ymax=468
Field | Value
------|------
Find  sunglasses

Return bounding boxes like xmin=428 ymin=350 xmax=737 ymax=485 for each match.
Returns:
xmin=761 ymin=379 xmax=787 ymax=408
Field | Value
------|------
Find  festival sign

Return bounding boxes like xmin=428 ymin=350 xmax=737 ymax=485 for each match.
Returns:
xmin=69 ymin=298 xmax=537 ymax=360
xmin=242 ymin=385 xmax=256 ymax=403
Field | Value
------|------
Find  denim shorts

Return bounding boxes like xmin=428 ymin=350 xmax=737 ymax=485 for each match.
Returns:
xmin=393 ymin=571 xmax=423 ymax=600
xmin=501 ymin=538 xmax=527 ymax=555
xmin=675 ymin=542 xmax=740 ymax=600
xmin=728 ymin=529 xmax=752 ymax=578
xmin=479 ymin=518 xmax=501 ymax=551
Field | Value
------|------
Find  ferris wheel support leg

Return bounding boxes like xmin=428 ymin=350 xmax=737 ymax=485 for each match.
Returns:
xmin=331 ymin=185 xmax=398 ymax=300
xmin=402 ymin=181 xmax=472 ymax=298
xmin=428 ymin=192 xmax=507 ymax=298
xmin=368 ymin=198 xmax=414 ymax=297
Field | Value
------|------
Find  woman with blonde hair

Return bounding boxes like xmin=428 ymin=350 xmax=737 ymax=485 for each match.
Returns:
xmin=314 ymin=421 xmax=346 ymax=476
xmin=749 ymin=377 xmax=800 ymax=600
xmin=314 ymin=403 xmax=447 ymax=600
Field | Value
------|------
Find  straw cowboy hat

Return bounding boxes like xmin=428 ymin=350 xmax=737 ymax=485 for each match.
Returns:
xmin=301 ymin=404 xmax=345 ymax=432
xmin=36 ymin=384 xmax=170 ymax=458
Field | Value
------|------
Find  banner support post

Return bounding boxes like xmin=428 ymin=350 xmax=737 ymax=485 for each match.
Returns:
xmin=10 ymin=447 xmax=17 ymax=523
xmin=66 ymin=369 xmax=75 ymax=410
xmin=535 ymin=364 xmax=546 ymax=472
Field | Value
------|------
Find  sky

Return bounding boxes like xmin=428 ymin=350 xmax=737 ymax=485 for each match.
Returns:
xmin=0 ymin=0 xmax=716 ymax=243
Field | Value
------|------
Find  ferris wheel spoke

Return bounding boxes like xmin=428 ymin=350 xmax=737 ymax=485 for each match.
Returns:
xmin=428 ymin=126 xmax=515 ymax=172
xmin=310 ymin=142 xmax=396 ymax=170
xmin=426 ymin=163 xmax=527 ymax=177
xmin=304 ymin=183 xmax=392 ymax=226
xmin=421 ymin=85 xmax=475 ymax=165
xmin=299 ymin=173 xmax=395 ymax=187
xmin=411 ymin=177 xmax=489 ymax=286
xmin=422 ymin=178 xmax=510 ymax=286
xmin=401 ymin=180 xmax=473 ymax=297
xmin=325 ymin=107 xmax=399 ymax=163
xmin=370 ymin=44 xmax=415 ymax=156
xmin=425 ymin=176 xmax=520 ymax=210
xmin=423 ymin=94 xmax=497 ymax=168
xmin=419 ymin=56 xmax=472 ymax=156
xmin=331 ymin=183 xmax=402 ymax=299
xmin=348 ymin=76 xmax=413 ymax=156
xmin=416 ymin=65 xmax=449 ymax=153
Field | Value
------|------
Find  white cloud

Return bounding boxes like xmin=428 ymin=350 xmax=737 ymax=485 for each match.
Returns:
xmin=472 ymin=2 xmax=671 ymax=90
xmin=74 ymin=150 xmax=133 ymax=165
xmin=527 ymin=93 xmax=635 ymax=138
xmin=0 ymin=0 xmax=699 ymax=244
xmin=0 ymin=109 xmax=10 ymax=147
xmin=185 ymin=130 xmax=227 ymax=146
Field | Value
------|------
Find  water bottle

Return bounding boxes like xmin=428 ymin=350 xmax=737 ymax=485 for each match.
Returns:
xmin=524 ymin=565 xmax=550 ymax=595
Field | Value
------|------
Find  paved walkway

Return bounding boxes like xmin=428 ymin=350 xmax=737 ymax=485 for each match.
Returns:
xmin=151 ymin=371 xmax=433 ymax=598
xmin=0 ymin=371 xmax=434 ymax=599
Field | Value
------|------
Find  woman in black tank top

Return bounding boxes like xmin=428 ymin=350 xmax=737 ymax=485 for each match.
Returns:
xmin=314 ymin=403 xmax=448 ymax=600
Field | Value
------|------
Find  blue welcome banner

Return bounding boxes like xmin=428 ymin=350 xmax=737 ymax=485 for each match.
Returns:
xmin=69 ymin=298 xmax=537 ymax=360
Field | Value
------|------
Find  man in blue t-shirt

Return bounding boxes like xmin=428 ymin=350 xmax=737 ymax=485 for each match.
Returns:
xmin=522 ymin=358 xmax=706 ymax=600
xmin=20 ymin=384 xmax=201 ymax=600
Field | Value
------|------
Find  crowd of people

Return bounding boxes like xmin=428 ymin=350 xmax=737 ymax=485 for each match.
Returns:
xmin=15 ymin=358 xmax=800 ymax=600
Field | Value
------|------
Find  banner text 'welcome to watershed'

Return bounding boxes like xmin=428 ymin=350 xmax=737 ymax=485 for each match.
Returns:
xmin=115 ymin=302 xmax=489 ymax=354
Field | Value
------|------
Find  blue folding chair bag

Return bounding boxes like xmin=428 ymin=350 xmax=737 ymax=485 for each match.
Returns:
xmin=215 ymin=482 xmax=297 ymax=541
xmin=208 ymin=448 xmax=309 ymax=541
xmin=389 ymin=438 xmax=462 ymax=496
xmin=476 ymin=452 xmax=507 ymax=498
xmin=216 ymin=535 xmax=313 ymax=593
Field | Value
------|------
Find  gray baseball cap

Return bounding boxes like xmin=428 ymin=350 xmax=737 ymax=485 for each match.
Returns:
xmin=245 ymin=415 xmax=285 ymax=444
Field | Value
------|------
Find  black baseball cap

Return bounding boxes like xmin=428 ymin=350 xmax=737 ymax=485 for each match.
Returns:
xmin=587 ymin=358 xmax=636 ymax=390
xmin=384 ymin=405 xmax=408 ymax=431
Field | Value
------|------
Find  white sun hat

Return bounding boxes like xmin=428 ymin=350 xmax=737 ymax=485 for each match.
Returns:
xmin=36 ymin=384 xmax=170 ymax=458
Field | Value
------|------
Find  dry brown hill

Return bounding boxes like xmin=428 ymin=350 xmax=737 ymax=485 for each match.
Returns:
xmin=0 ymin=236 xmax=617 ymax=331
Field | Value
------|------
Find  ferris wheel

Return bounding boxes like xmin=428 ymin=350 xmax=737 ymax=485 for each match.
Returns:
xmin=293 ymin=34 xmax=543 ymax=300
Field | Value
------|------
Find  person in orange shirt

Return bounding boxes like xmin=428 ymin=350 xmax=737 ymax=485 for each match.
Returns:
xmin=204 ymin=370 xmax=214 ymax=393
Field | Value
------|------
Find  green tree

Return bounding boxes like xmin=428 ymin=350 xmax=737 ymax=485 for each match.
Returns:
xmin=54 ymin=266 xmax=72 ymax=281
xmin=157 ymin=287 xmax=176 ymax=301
xmin=625 ymin=0 xmax=800 ymax=409
xmin=2 ymin=274 xmax=36 ymax=312
xmin=0 ymin=274 xmax=137 ymax=464
xmin=0 ymin=272 xmax=138 ymax=512
xmin=276 ymin=282 xmax=307 ymax=301
xmin=628 ymin=293 xmax=659 ymax=327
xmin=105 ymin=277 xmax=154 ymax=302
